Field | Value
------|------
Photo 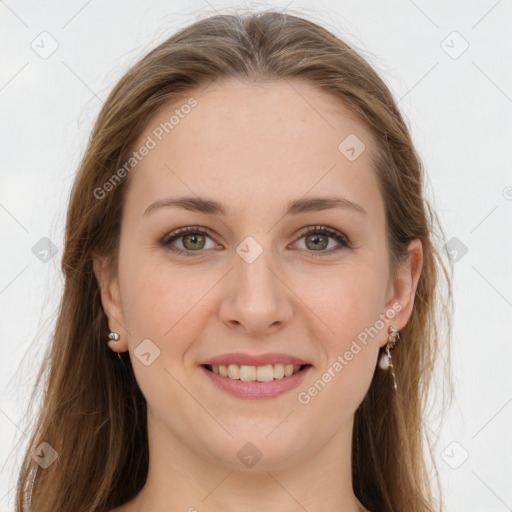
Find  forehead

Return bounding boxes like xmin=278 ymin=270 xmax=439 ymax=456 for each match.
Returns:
xmin=125 ymin=78 xmax=383 ymax=221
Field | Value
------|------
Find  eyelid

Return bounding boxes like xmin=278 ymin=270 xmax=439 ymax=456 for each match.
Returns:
xmin=294 ymin=225 xmax=350 ymax=247
xmin=160 ymin=225 xmax=217 ymax=244
xmin=160 ymin=225 xmax=221 ymax=254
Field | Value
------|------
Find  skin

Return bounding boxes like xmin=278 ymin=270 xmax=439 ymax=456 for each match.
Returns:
xmin=94 ymin=78 xmax=422 ymax=512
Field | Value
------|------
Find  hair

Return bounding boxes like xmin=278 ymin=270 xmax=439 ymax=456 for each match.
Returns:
xmin=15 ymin=9 xmax=453 ymax=512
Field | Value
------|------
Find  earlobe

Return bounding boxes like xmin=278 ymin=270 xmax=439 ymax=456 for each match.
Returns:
xmin=384 ymin=238 xmax=423 ymax=334
xmin=92 ymin=256 xmax=128 ymax=351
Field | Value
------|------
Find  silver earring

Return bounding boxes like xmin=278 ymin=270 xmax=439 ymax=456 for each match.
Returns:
xmin=379 ymin=326 xmax=399 ymax=390
xmin=108 ymin=332 xmax=122 ymax=360
xmin=108 ymin=332 xmax=120 ymax=342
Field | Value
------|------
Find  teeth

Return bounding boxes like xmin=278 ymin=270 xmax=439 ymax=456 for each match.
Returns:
xmin=274 ymin=363 xmax=285 ymax=379
xmin=210 ymin=363 xmax=303 ymax=381
xmin=227 ymin=364 xmax=239 ymax=379
xmin=257 ymin=365 xmax=274 ymax=382
xmin=239 ymin=365 xmax=256 ymax=381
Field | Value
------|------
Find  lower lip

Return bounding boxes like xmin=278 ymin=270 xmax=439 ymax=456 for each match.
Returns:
xmin=200 ymin=365 xmax=312 ymax=399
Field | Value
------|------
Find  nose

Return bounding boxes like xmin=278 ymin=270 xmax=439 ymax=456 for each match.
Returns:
xmin=219 ymin=243 xmax=293 ymax=337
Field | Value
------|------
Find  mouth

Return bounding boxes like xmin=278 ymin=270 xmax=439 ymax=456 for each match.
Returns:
xmin=202 ymin=363 xmax=311 ymax=381
xmin=200 ymin=362 xmax=312 ymax=399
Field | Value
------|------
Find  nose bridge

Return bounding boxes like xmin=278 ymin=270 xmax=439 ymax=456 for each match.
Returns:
xmin=219 ymin=234 xmax=293 ymax=334
xmin=234 ymin=234 xmax=282 ymax=304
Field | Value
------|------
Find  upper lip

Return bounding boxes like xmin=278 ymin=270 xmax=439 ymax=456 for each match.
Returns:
xmin=200 ymin=352 xmax=312 ymax=367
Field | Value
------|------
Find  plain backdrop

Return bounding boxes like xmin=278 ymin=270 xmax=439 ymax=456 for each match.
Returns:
xmin=1 ymin=1 xmax=511 ymax=511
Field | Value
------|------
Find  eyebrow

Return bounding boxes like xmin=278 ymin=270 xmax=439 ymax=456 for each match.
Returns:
xmin=143 ymin=195 xmax=367 ymax=217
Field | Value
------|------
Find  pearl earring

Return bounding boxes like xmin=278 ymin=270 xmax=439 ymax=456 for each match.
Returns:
xmin=379 ymin=326 xmax=400 ymax=390
xmin=108 ymin=332 xmax=122 ymax=360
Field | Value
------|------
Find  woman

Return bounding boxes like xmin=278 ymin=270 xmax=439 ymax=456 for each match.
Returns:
xmin=15 ymin=10 xmax=452 ymax=512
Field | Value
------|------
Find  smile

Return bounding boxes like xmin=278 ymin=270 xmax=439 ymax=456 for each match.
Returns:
xmin=204 ymin=363 xmax=307 ymax=381
xmin=200 ymin=363 xmax=312 ymax=399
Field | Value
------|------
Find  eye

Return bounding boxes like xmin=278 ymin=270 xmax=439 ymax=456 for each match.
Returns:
xmin=293 ymin=225 xmax=351 ymax=255
xmin=160 ymin=224 xmax=351 ymax=257
xmin=160 ymin=226 xmax=218 ymax=255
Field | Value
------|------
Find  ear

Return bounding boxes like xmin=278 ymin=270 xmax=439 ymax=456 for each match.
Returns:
xmin=381 ymin=238 xmax=423 ymax=346
xmin=93 ymin=255 xmax=129 ymax=352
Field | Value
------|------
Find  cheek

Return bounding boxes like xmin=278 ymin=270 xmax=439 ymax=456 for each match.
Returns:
xmin=305 ymin=262 xmax=387 ymax=342
xmin=298 ymin=264 xmax=386 ymax=405
xmin=120 ymin=256 xmax=216 ymax=352
xmin=119 ymin=261 xmax=214 ymax=409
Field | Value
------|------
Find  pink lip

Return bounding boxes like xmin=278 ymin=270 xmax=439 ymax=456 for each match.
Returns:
xmin=200 ymin=365 xmax=312 ymax=399
xmin=200 ymin=352 xmax=311 ymax=366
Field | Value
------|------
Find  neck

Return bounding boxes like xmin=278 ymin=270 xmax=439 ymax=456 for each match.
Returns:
xmin=131 ymin=410 xmax=366 ymax=512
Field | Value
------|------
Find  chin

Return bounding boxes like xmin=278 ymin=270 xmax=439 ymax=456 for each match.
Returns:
xmin=195 ymin=429 xmax=314 ymax=473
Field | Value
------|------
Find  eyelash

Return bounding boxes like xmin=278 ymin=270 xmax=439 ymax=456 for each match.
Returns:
xmin=160 ymin=225 xmax=351 ymax=257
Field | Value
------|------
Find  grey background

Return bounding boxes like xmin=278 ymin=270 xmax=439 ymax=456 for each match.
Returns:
xmin=1 ymin=1 xmax=511 ymax=510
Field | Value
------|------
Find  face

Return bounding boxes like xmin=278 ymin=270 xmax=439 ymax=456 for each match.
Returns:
xmin=94 ymin=78 xmax=422 ymax=472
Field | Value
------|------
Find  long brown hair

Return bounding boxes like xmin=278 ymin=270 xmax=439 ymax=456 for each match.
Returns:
xmin=15 ymin=9 xmax=453 ymax=512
